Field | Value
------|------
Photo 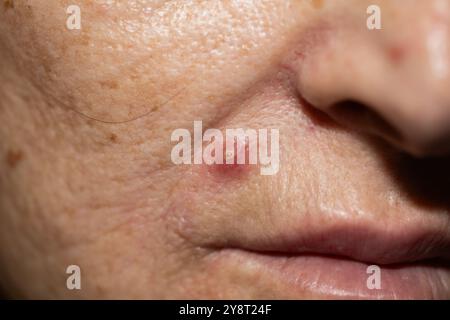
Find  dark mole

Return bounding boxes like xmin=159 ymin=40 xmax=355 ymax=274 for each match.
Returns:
xmin=6 ymin=149 xmax=23 ymax=168
xmin=3 ymin=0 xmax=14 ymax=10
xmin=109 ymin=133 xmax=118 ymax=143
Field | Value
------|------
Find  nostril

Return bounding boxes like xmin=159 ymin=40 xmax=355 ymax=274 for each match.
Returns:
xmin=329 ymin=100 xmax=403 ymax=143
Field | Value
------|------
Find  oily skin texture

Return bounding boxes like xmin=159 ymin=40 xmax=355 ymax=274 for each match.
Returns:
xmin=0 ymin=0 xmax=449 ymax=298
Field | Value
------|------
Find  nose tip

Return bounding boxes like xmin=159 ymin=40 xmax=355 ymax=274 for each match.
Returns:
xmin=294 ymin=1 xmax=450 ymax=157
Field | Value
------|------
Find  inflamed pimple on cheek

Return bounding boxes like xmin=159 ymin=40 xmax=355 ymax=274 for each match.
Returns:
xmin=205 ymin=137 xmax=254 ymax=181
xmin=171 ymin=121 xmax=280 ymax=178
xmin=201 ymin=129 xmax=281 ymax=179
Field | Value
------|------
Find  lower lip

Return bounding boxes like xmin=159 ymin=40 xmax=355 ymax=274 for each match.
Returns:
xmin=208 ymin=249 xmax=450 ymax=299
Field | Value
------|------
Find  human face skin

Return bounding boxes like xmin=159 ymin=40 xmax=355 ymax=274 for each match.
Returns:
xmin=0 ymin=0 xmax=450 ymax=299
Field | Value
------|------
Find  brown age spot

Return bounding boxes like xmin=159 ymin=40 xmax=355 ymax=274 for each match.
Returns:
xmin=3 ymin=0 xmax=14 ymax=10
xmin=6 ymin=149 xmax=23 ymax=168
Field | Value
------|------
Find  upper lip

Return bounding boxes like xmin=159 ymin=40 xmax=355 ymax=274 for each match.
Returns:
xmin=213 ymin=215 xmax=450 ymax=265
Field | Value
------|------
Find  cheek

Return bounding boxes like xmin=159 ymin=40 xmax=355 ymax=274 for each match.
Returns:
xmin=1 ymin=2 xmax=182 ymax=122
xmin=1 ymin=1 xmax=306 ymax=124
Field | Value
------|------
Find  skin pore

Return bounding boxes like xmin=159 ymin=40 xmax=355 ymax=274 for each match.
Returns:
xmin=0 ymin=0 xmax=450 ymax=299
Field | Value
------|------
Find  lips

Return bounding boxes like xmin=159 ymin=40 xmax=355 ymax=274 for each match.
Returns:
xmin=169 ymin=75 xmax=450 ymax=299
xmin=177 ymin=158 xmax=450 ymax=299
xmin=208 ymin=249 xmax=450 ymax=299
xmin=210 ymin=215 xmax=450 ymax=265
xmin=211 ymin=215 xmax=450 ymax=297
xmin=191 ymin=203 xmax=449 ymax=299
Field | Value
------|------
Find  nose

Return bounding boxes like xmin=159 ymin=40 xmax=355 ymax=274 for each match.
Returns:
xmin=295 ymin=0 xmax=450 ymax=156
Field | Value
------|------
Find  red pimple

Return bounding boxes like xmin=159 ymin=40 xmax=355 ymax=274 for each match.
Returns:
xmin=207 ymin=136 xmax=254 ymax=180
xmin=388 ymin=45 xmax=407 ymax=64
xmin=210 ymin=162 xmax=251 ymax=180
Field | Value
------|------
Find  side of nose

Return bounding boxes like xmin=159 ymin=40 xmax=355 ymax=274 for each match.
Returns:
xmin=295 ymin=1 xmax=450 ymax=156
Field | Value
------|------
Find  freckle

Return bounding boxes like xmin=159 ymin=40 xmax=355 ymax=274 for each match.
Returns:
xmin=3 ymin=0 xmax=14 ymax=10
xmin=109 ymin=133 xmax=118 ymax=143
xmin=6 ymin=149 xmax=23 ymax=168
xmin=24 ymin=6 xmax=33 ymax=17
xmin=312 ymin=0 xmax=323 ymax=9
xmin=99 ymin=80 xmax=119 ymax=90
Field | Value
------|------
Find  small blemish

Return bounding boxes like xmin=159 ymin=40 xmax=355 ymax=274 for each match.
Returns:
xmin=312 ymin=0 xmax=324 ymax=9
xmin=206 ymin=138 xmax=254 ymax=181
xmin=6 ymin=149 xmax=23 ymax=168
xmin=388 ymin=45 xmax=407 ymax=64
xmin=209 ymin=162 xmax=252 ymax=181
xmin=99 ymin=80 xmax=119 ymax=90
xmin=109 ymin=133 xmax=118 ymax=143
xmin=3 ymin=0 xmax=14 ymax=10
